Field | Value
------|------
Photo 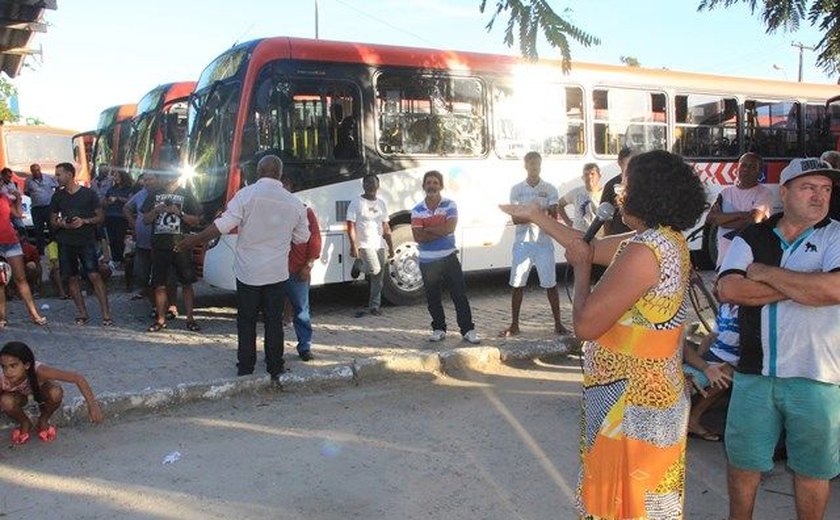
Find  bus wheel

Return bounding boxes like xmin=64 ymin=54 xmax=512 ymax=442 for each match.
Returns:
xmin=383 ymin=224 xmax=424 ymax=305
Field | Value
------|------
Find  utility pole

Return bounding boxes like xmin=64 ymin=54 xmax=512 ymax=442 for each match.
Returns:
xmin=791 ymin=42 xmax=815 ymax=82
xmin=315 ymin=0 xmax=320 ymax=39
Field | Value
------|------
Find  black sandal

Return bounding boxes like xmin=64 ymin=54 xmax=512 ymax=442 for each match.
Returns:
xmin=185 ymin=319 xmax=201 ymax=332
xmin=147 ymin=321 xmax=167 ymax=332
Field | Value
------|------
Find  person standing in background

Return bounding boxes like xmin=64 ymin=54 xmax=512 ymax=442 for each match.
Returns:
xmin=346 ymin=174 xmax=394 ymax=318
xmin=599 ymin=146 xmax=635 ymax=236
xmin=558 ymin=162 xmax=604 ymax=232
xmin=500 ymin=151 xmax=566 ymax=337
xmin=411 ymin=170 xmax=480 ymax=345
xmin=281 ymin=171 xmax=321 ymax=362
xmin=24 ymin=163 xmax=58 ymax=255
xmin=705 ymin=152 xmax=772 ymax=269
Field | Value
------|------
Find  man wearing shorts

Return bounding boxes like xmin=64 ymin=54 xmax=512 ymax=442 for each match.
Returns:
xmin=142 ymin=172 xmax=201 ymax=332
xmin=718 ymin=157 xmax=840 ymax=520
xmin=500 ymin=151 xmax=566 ymax=337
xmin=49 ymin=162 xmax=113 ymax=326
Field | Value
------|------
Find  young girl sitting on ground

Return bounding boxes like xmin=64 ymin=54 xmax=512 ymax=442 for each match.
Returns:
xmin=0 ymin=341 xmax=103 ymax=445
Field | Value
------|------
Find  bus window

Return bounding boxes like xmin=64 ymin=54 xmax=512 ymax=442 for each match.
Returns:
xmin=593 ymin=88 xmax=667 ymax=155
xmin=803 ymin=103 xmax=834 ymax=156
xmin=493 ymin=83 xmax=584 ymax=158
xmin=673 ymin=95 xmax=738 ymax=158
xmin=745 ymin=100 xmax=800 ymax=158
xmin=245 ymin=70 xmax=360 ymax=169
xmin=376 ymin=72 xmax=486 ymax=157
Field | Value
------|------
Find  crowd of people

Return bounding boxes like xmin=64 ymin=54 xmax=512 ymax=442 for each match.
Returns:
xmin=0 ymin=149 xmax=838 ymax=518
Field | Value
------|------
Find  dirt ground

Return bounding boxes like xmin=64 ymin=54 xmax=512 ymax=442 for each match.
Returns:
xmin=0 ymin=356 xmax=835 ymax=520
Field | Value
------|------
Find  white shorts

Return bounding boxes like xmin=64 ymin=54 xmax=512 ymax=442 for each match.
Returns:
xmin=509 ymin=241 xmax=556 ymax=288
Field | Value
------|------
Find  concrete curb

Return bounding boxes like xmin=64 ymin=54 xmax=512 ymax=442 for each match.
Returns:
xmin=41 ymin=336 xmax=574 ymax=428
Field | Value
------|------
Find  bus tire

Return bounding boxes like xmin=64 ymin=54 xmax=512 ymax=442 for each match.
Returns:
xmin=383 ymin=224 xmax=425 ymax=305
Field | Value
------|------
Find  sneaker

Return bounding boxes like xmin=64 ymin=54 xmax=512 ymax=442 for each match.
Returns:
xmin=462 ymin=330 xmax=480 ymax=344
xmin=370 ymin=308 xmax=382 ymax=316
xmin=298 ymin=351 xmax=314 ymax=362
xmin=350 ymin=258 xmax=363 ymax=279
xmin=428 ymin=330 xmax=446 ymax=342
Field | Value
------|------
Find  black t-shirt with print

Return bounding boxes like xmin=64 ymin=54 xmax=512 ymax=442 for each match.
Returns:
xmin=140 ymin=186 xmax=201 ymax=250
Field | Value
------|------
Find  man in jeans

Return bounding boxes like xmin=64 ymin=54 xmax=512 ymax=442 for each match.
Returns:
xmin=281 ymin=171 xmax=321 ymax=362
xmin=24 ymin=163 xmax=58 ymax=254
xmin=346 ymin=174 xmax=393 ymax=317
xmin=411 ymin=170 xmax=479 ymax=344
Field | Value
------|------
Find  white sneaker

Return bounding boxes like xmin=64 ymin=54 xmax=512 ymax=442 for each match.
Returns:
xmin=427 ymin=330 xmax=446 ymax=342
xmin=462 ymin=330 xmax=480 ymax=344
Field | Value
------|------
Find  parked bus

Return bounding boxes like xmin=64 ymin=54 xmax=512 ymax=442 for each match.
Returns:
xmin=125 ymin=81 xmax=195 ymax=179
xmin=182 ymin=36 xmax=840 ymax=303
xmin=92 ymin=104 xmax=136 ymax=177
xmin=0 ymin=124 xmax=78 ymax=224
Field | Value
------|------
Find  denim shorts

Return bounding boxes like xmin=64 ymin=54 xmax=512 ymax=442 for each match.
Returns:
xmin=58 ymin=242 xmax=99 ymax=279
xmin=725 ymin=372 xmax=840 ymax=479
xmin=509 ymin=241 xmax=556 ymax=288
xmin=0 ymin=241 xmax=23 ymax=258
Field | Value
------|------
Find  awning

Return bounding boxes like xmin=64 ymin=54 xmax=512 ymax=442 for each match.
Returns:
xmin=0 ymin=0 xmax=57 ymax=78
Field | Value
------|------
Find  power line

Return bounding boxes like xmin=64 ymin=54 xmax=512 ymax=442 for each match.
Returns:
xmin=328 ymin=0 xmax=437 ymax=47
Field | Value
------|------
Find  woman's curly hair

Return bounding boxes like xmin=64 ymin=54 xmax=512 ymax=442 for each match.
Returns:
xmin=621 ymin=150 xmax=708 ymax=231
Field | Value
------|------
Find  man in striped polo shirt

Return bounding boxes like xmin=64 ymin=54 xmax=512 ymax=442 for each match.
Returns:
xmin=410 ymin=170 xmax=479 ymax=344
xmin=718 ymin=157 xmax=840 ymax=520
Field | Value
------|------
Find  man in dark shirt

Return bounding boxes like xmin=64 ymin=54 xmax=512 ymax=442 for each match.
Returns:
xmin=49 ymin=162 xmax=113 ymax=326
xmin=142 ymin=172 xmax=201 ymax=332
xmin=600 ymin=146 xmax=636 ymax=235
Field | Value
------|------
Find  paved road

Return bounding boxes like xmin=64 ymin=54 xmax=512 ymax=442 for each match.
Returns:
xmin=0 ymin=358 xmax=835 ymax=519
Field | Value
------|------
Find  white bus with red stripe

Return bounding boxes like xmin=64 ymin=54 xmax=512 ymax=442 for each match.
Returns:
xmin=182 ymin=36 xmax=840 ymax=303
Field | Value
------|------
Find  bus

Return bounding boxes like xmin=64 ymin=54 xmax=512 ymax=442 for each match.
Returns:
xmin=124 ymin=81 xmax=195 ymax=179
xmin=0 ymin=124 xmax=78 ymax=224
xmin=182 ymin=36 xmax=840 ymax=303
xmin=92 ymin=103 xmax=136 ymax=177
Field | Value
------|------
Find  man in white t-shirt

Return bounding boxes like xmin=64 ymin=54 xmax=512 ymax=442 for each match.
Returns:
xmin=706 ymin=152 xmax=772 ymax=269
xmin=558 ymin=162 xmax=604 ymax=232
xmin=500 ymin=151 xmax=567 ymax=337
xmin=346 ymin=174 xmax=394 ymax=318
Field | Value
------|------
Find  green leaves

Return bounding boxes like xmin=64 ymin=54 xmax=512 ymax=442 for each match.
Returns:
xmin=480 ymin=1 xmax=601 ymax=71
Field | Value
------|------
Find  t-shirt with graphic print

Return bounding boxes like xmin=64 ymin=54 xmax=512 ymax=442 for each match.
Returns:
xmin=141 ymin=186 xmax=200 ymax=251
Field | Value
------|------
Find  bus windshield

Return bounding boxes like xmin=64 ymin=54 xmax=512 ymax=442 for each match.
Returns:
xmin=3 ymin=131 xmax=74 ymax=170
xmin=186 ymin=80 xmax=241 ymax=204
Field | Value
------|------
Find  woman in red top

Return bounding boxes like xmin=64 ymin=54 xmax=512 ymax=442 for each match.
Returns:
xmin=0 ymin=193 xmax=46 ymax=328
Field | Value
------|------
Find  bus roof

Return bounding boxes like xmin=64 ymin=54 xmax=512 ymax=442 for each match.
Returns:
xmin=228 ymin=36 xmax=840 ymax=102
xmin=96 ymin=104 xmax=137 ymax=131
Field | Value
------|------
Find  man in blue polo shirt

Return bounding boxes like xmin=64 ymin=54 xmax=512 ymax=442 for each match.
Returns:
xmin=718 ymin=157 xmax=840 ymax=520
xmin=410 ymin=170 xmax=479 ymax=344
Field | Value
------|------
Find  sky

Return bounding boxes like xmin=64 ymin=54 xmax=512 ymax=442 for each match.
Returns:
xmin=11 ymin=0 xmax=838 ymax=130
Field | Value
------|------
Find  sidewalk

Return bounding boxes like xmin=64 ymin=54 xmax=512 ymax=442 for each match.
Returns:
xmin=1 ymin=272 xmax=575 ymax=425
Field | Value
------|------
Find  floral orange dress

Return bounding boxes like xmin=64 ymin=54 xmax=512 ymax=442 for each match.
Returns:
xmin=577 ymin=226 xmax=691 ymax=520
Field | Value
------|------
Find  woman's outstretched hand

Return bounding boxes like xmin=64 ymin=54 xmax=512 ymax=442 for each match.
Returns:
xmin=499 ymin=201 xmax=541 ymax=222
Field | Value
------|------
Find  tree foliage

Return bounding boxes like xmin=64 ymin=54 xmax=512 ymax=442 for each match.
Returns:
xmin=620 ymin=55 xmax=641 ymax=67
xmin=697 ymin=0 xmax=840 ymax=76
xmin=479 ymin=1 xmax=600 ymax=70
xmin=0 ymin=75 xmax=19 ymax=123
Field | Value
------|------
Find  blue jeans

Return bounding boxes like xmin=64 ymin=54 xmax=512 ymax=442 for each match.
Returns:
xmin=236 ymin=278 xmax=286 ymax=377
xmin=284 ymin=273 xmax=312 ymax=354
xmin=419 ymin=252 xmax=474 ymax=335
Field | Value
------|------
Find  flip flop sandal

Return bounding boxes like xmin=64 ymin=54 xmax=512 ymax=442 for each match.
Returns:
xmin=102 ymin=318 xmax=114 ymax=327
xmin=185 ymin=319 xmax=201 ymax=332
xmin=165 ymin=310 xmax=178 ymax=320
xmin=147 ymin=321 xmax=167 ymax=333
xmin=32 ymin=316 xmax=48 ymax=326
xmin=37 ymin=425 xmax=57 ymax=443
xmin=74 ymin=316 xmax=90 ymax=326
xmin=11 ymin=428 xmax=31 ymax=445
xmin=0 ymin=319 xmax=7 ymax=330
xmin=688 ymin=429 xmax=721 ymax=442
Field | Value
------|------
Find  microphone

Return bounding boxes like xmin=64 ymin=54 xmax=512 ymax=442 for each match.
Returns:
xmin=582 ymin=202 xmax=616 ymax=243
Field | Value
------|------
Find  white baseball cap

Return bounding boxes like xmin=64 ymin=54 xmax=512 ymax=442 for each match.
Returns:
xmin=779 ymin=157 xmax=840 ymax=185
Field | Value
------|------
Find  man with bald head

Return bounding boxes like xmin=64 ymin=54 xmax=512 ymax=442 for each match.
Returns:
xmin=178 ymin=155 xmax=310 ymax=380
